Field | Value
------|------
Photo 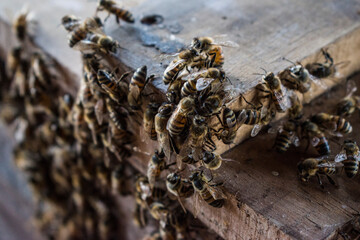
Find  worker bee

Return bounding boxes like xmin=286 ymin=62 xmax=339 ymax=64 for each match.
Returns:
xmin=147 ymin=150 xmax=174 ymax=188
xmin=74 ymin=33 xmax=120 ymax=54
xmin=335 ymin=140 xmax=360 ymax=178
xmin=30 ymin=52 xmax=53 ymax=90
xmin=163 ymin=49 xmax=202 ymax=85
xmin=191 ymin=36 xmax=239 ymax=68
xmin=67 ymin=17 xmax=103 ymax=48
xmin=105 ymin=98 xmax=128 ymax=130
xmin=167 ymin=97 xmax=195 ymax=137
xmin=202 ymin=151 xmax=228 ymax=170
xmin=166 ymin=172 xmax=194 ymax=212
xmin=255 ymin=71 xmax=289 ymax=112
xmin=154 ymin=104 xmax=174 ymax=160
xmin=305 ymin=49 xmax=335 ymax=78
xmin=274 ymin=121 xmax=300 ymax=153
xmin=336 ymin=80 xmax=360 ymax=117
xmin=96 ymin=0 xmax=135 ymax=24
xmin=310 ymin=113 xmax=352 ymax=136
xmin=189 ymin=170 xmax=226 ymax=208
xmin=142 ymin=103 xmax=160 ymax=141
xmin=239 ymin=106 xmax=276 ymax=137
xmin=97 ymin=69 xmax=129 ymax=103
xmin=217 ymin=107 xmax=247 ymax=144
xmin=166 ymin=78 xmax=182 ymax=104
xmin=301 ymin=120 xmax=330 ymax=156
xmin=297 ymin=158 xmax=337 ymax=188
xmin=128 ymin=65 xmax=155 ymax=110
xmin=196 ymin=87 xmax=226 ymax=117
xmin=288 ymin=93 xmax=303 ymax=121
xmin=13 ymin=6 xmax=34 ymax=42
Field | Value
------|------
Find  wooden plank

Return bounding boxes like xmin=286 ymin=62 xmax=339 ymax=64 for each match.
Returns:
xmin=0 ymin=1 xmax=360 ymax=239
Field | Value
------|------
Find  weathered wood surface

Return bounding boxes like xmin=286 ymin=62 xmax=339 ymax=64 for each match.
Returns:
xmin=1 ymin=0 xmax=360 ymax=239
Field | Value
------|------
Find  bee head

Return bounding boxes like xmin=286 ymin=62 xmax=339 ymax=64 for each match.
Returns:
xmin=93 ymin=16 xmax=103 ymax=27
xmin=202 ymin=152 xmax=215 ymax=164
xmin=167 ymin=173 xmax=179 ymax=184
xmin=193 ymin=115 xmax=206 ymax=125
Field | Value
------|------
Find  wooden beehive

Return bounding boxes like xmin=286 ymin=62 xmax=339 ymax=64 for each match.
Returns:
xmin=0 ymin=0 xmax=360 ymax=239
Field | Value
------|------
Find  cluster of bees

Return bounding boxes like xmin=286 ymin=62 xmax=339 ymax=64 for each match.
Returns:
xmin=1 ymin=0 xmax=359 ymax=239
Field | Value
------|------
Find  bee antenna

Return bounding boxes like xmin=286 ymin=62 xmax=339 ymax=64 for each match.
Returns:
xmin=260 ymin=67 xmax=267 ymax=74
xmin=281 ymin=57 xmax=296 ymax=66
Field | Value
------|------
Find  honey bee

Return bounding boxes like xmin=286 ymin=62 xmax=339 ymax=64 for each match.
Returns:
xmin=288 ymin=93 xmax=303 ymax=121
xmin=297 ymin=158 xmax=337 ymax=188
xmin=196 ymin=89 xmax=225 ymax=117
xmin=163 ymin=49 xmax=201 ymax=85
xmin=181 ymin=68 xmax=226 ymax=98
xmin=310 ymin=113 xmax=352 ymax=136
xmin=7 ymin=46 xmax=22 ymax=79
xmin=149 ymin=202 xmax=169 ymax=221
xmin=274 ymin=121 xmax=300 ymax=153
xmin=166 ymin=172 xmax=194 ymax=212
xmin=335 ymin=140 xmax=360 ymax=178
xmin=305 ymin=49 xmax=335 ymax=78
xmin=278 ymin=60 xmax=312 ymax=93
xmin=9 ymin=50 xmax=29 ymax=97
xmin=30 ymin=52 xmax=53 ymax=90
xmin=97 ymin=69 xmax=129 ymax=103
xmin=74 ymin=33 xmax=120 ymax=54
xmin=255 ymin=71 xmax=289 ymax=112
xmin=166 ymin=78 xmax=183 ymax=104
xmin=301 ymin=120 xmax=330 ymax=156
xmin=96 ymin=0 xmax=135 ymax=24
xmin=167 ymin=97 xmax=195 ymax=137
xmin=128 ymin=65 xmax=155 ymax=110
xmin=13 ymin=6 xmax=34 ymax=42
xmin=336 ymin=80 xmax=360 ymax=117
xmin=106 ymin=98 xmax=128 ymax=130
xmin=202 ymin=151 xmax=227 ymax=170
xmin=147 ymin=150 xmax=174 ymax=188
xmin=189 ymin=170 xmax=226 ymax=208
xmin=67 ymin=17 xmax=103 ymax=48
xmin=143 ymin=103 xmax=160 ymax=141
xmin=217 ymin=107 xmax=244 ymax=144
xmin=239 ymin=106 xmax=276 ymax=137
xmin=155 ymin=104 xmax=174 ymax=160
xmin=191 ymin=36 xmax=239 ymax=68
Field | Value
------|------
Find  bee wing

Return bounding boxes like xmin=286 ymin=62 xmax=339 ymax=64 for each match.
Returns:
xmin=236 ymin=109 xmax=247 ymax=129
xmin=290 ymin=135 xmax=300 ymax=147
xmin=84 ymin=17 xmax=104 ymax=35
xmin=214 ymin=40 xmax=239 ymax=48
xmin=274 ymin=87 xmax=290 ymax=111
xmin=345 ymin=80 xmax=357 ymax=98
xmin=317 ymin=162 xmax=336 ymax=168
xmin=72 ymin=40 xmax=98 ymax=52
xmin=251 ymin=124 xmax=262 ymax=137
xmin=182 ymin=69 xmax=207 ymax=81
xmin=335 ymin=151 xmax=347 ymax=162
xmin=94 ymin=98 xmax=104 ymax=125
xmin=63 ymin=21 xmax=80 ymax=31
xmin=309 ymin=74 xmax=327 ymax=89
xmin=196 ymin=77 xmax=214 ymax=91
xmin=207 ymin=184 xmax=227 ymax=200
xmin=165 ymin=59 xmax=186 ymax=72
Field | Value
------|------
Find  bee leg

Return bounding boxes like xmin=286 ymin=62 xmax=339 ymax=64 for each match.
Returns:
xmin=326 ymin=174 xmax=336 ymax=186
xmin=208 ymin=52 xmax=216 ymax=68
xmin=104 ymin=13 xmax=111 ymax=22
xmin=316 ymin=173 xmax=324 ymax=189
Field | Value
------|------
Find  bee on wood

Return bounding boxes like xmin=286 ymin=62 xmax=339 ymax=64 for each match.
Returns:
xmin=105 ymin=98 xmax=128 ymax=130
xmin=310 ymin=112 xmax=352 ymax=136
xmin=301 ymin=120 xmax=330 ymax=156
xmin=305 ymin=49 xmax=336 ymax=78
xmin=13 ymin=6 xmax=35 ymax=42
xmin=167 ymin=97 xmax=195 ymax=138
xmin=163 ymin=49 xmax=202 ymax=85
xmin=96 ymin=0 xmax=135 ymax=24
xmin=143 ymin=103 xmax=160 ymax=141
xmin=97 ymin=69 xmax=129 ymax=103
xmin=288 ymin=93 xmax=303 ymax=121
xmin=155 ymin=104 xmax=174 ymax=160
xmin=166 ymin=172 xmax=194 ymax=212
xmin=196 ymin=87 xmax=226 ymax=117
xmin=128 ymin=65 xmax=155 ymax=110
xmin=202 ymin=151 xmax=227 ymax=170
xmin=255 ymin=71 xmax=289 ymax=113
xmin=74 ymin=34 xmax=121 ymax=54
xmin=147 ymin=150 xmax=174 ymax=188
xmin=189 ymin=170 xmax=226 ymax=209
xmin=274 ymin=121 xmax=300 ymax=153
xmin=335 ymin=140 xmax=360 ymax=178
xmin=191 ymin=36 xmax=239 ymax=69
xmin=166 ymin=78 xmax=183 ymax=104
xmin=297 ymin=158 xmax=337 ymax=188
xmin=336 ymin=80 xmax=360 ymax=117
xmin=67 ymin=17 xmax=103 ymax=48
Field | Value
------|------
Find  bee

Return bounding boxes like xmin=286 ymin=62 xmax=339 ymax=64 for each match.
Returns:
xmin=238 ymin=106 xmax=276 ymax=137
xmin=278 ymin=61 xmax=312 ymax=94
xmin=197 ymin=89 xmax=225 ymax=117
xmin=97 ymin=69 xmax=129 ymax=103
xmin=134 ymin=203 xmax=148 ymax=228
xmin=149 ymin=202 xmax=169 ymax=222
xmin=13 ymin=7 xmax=33 ymax=42
xmin=305 ymin=49 xmax=335 ymax=78
xmin=75 ymin=34 xmax=121 ymax=54
xmin=335 ymin=140 xmax=360 ymax=178
xmin=191 ymin=36 xmax=239 ymax=68
xmin=128 ymin=65 xmax=155 ymax=110
xmin=143 ymin=103 xmax=160 ymax=141
xmin=147 ymin=150 xmax=174 ymax=188
xmin=217 ymin=107 xmax=244 ymax=144
xmin=274 ymin=121 xmax=299 ymax=153
xmin=297 ymin=158 xmax=337 ymax=188
xmin=255 ymin=71 xmax=289 ymax=113
xmin=68 ymin=17 xmax=103 ymax=48
xmin=181 ymin=68 xmax=226 ymax=98
xmin=155 ymin=104 xmax=174 ymax=160
xmin=166 ymin=172 xmax=194 ymax=212
xmin=202 ymin=151 xmax=225 ymax=170
xmin=163 ymin=49 xmax=201 ymax=85
xmin=310 ymin=113 xmax=352 ymax=136
xmin=30 ymin=52 xmax=53 ymax=90
xmin=7 ymin=46 xmax=22 ymax=79
xmin=96 ymin=0 xmax=135 ymax=24
xmin=10 ymin=53 xmax=29 ymax=97
xmin=336 ymin=80 xmax=360 ymax=117
xmin=301 ymin=120 xmax=330 ymax=156
xmin=71 ymin=102 xmax=90 ymax=144
xmin=82 ymin=53 xmax=105 ymax=94
xmin=166 ymin=78 xmax=183 ymax=104
xmin=106 ymin=98 xmax=128 ymax=130
xmin=167 ymin=97 xmax=195 ymax=137
xmin=288 ymin=93 xmax=303 ymax=121
xmin=189 ymin=170 xmax=226 ymax=208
